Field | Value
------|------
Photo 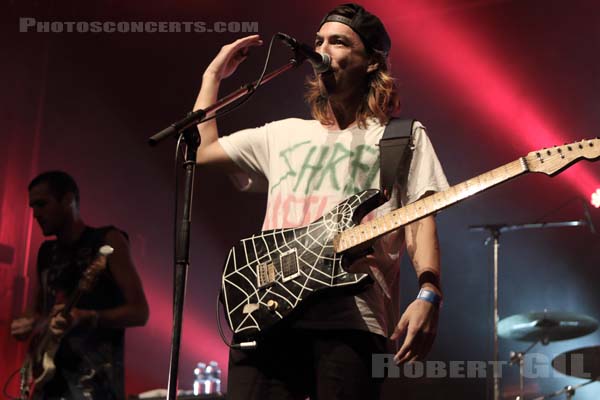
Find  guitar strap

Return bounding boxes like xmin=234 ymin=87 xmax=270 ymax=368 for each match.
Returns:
xmin=379 ymin=118 xmax=414 ymax=200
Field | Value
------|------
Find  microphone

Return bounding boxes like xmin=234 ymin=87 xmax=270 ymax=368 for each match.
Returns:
xmin=582 ymin=200 xmax=597 ymax=234
xmin=276 ymin=32 xmax=331 ymax=74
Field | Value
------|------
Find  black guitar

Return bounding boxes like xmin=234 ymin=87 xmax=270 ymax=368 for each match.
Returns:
xmin=221 ymin=139 xmax=600 ymax=342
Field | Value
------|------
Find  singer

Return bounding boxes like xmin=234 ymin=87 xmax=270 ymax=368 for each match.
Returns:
xmin=194 ymin=3 xmax=448 ymax=399
xmin=10 ymin=171 xmax=149 ymax=399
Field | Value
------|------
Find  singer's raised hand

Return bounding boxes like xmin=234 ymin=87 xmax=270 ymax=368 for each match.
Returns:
xmin=194 ymin=35 xmax=263 ymax=168
xmin=204 ymin=35 xmax=263 ymax=81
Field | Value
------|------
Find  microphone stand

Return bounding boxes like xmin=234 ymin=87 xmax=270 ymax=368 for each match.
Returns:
xmin=468 ymin=219 xmax=586 ymax=400
xmin=148 ymin=57 xmax=302 ymax=400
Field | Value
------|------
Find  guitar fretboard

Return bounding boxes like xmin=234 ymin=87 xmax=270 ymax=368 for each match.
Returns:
xmin=334 ymin=158 xmax=529 ymax=252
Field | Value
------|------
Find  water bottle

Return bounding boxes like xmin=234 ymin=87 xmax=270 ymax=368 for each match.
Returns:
xmin=192 ymin=362 xmax=207 ymax=395
xmin=204 ymin=361 xmax=222 ymax=394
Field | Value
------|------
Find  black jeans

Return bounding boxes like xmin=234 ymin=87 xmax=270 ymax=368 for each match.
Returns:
xmin=227 ymin=329 xmax=389 ymax=400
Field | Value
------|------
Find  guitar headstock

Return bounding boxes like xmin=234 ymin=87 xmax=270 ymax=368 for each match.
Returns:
xmin=79 ymin=245 xmax=114 ymax=292
xmin=525 ymin=138 xmax=600 ymax=176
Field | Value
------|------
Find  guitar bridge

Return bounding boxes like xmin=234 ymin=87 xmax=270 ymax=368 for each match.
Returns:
xmin=280 ymin=249 xmax=300 ymax=282
xmin=257 ymin=261 xmax=276 ymax=288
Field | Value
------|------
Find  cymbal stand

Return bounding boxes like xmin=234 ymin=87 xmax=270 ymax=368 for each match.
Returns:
xmin=469 ymin=224 xmax=504 ymax=400
xmin=530 ymin=379 xmax=598 ymax=400
xmin=469 ymin=219 xmax=585 ymax=400
xmin=509 ymin=340 xmax=539 ymax=400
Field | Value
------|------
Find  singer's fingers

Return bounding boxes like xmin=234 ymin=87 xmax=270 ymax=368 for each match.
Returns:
xmin=231 ymin=36 xmax=263 ymax=59
xmin=232 ymin=35 xmax=262 ymax=47
xmin=225 ymin=35 xmax=263 ymax=55
xmin=207 ymin=35 xmax=263 ymax=80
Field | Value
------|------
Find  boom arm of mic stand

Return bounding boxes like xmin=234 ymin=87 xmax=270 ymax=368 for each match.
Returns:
xmin=148 ymin=58 xmax=301 ymax=146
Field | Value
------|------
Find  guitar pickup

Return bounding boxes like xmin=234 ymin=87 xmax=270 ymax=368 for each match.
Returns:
xmin=280 ymin=249 xmax=300 ymax=282
xmin=257 ymin=261 xmax=277 ymax=289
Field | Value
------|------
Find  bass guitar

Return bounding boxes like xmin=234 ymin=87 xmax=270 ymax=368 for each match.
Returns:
xmin=20 ymin=245 xmax=114 ymax=399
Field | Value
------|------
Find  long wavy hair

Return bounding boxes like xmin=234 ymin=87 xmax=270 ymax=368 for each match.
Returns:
xmin=304 ymin=47 xmax=400 ymax=128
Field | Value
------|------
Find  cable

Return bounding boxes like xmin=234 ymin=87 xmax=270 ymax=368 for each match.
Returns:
xmin=215 ymin=290 xmax=231 ymax=347
xmin=529 ymin=196 xmax=581 ymax=224
xmin=199 ymin=33 xmax=279 ymax=125
xmin=173 ymin=133 xmax=184 ymax=278
xmin=2 ymin=367 xmax=22 ymax=400
xmin=175 ymin=31 xmax=279 ymax=252
xmin=202 ymin=34 xmax=285 ymax=351
xmin=175 ymin=32 xmax=282 ymax=265
xmin=216 ymin=289 xmax=257 ymax=350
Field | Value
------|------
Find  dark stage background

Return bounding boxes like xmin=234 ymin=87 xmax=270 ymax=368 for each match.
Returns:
xmin=2 ymin=0 xmax=600 ymax=398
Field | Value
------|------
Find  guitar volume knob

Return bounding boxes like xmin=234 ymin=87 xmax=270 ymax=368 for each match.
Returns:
xmin=266 ymin=300 xmax=279 ymax=312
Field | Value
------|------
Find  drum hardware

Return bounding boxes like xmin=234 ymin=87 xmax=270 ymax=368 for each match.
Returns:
xmin=498 ymin=312 xmax=598 ymax=400
xmin=508 ymin=340 xmax=540 ymax=400
xmin=530 ymin=380 xmax=598 ymax=399
xmin=469 ymin=218 xmax=589 ymax=400
xmin=498 ymin=312 xmax=599 ymax=343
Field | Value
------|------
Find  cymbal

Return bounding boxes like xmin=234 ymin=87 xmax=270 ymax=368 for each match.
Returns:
xmin=552 ymin=346 xmax=600 ymax=379
xmin=498 ymin=311 xmax=598 ymax=342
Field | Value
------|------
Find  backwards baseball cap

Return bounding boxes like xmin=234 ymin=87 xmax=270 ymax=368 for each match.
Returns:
xmin=319 ymin=3 xmax=391 ymax=56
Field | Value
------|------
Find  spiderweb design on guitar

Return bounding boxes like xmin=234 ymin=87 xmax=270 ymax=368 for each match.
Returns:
xmin=222 ymin=190 xmax=378 ymax=338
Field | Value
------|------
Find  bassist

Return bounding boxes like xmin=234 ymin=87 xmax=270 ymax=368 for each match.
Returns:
xmin=10 ymin=171 xmax=149 ymax=400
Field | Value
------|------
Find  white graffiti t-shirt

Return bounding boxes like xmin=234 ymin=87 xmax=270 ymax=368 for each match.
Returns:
xmin=219 ymin=118 xmax=449 ymax=337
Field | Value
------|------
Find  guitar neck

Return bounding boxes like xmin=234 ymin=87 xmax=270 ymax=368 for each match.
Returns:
xmin=60 ymin=289 xmax=83 ymax=317
xmin=334 ymin=157 xmax=529 ymax=252
xmin=55 ymin=245 xmax=112 ymax=317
